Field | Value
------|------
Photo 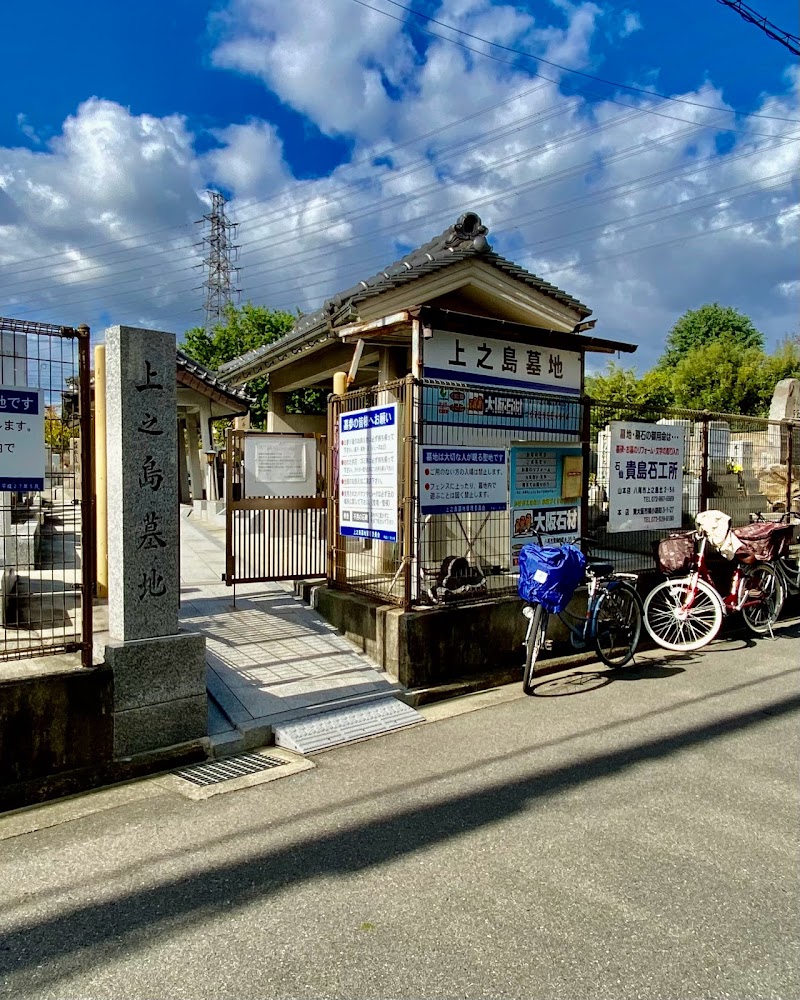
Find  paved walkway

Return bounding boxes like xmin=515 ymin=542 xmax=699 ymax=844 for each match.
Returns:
xmin=178 ymin=512 xmax=398 ymax=754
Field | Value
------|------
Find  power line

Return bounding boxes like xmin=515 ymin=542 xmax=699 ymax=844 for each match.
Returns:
xmin=28 ymin=165 xmax=788 ymax=324
xmin=715 ymin=0 xmax=800 ymax=56
xmin=2 ymin=10 xmax=798 ymax=284
xmin=351 ymin=0 xmax=800 ymax=123
xmin=4 ymin=123 xmax=795 ymax=319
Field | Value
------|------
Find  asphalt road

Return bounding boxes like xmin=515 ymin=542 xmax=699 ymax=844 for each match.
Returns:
xmin=1 ymin=622 xmax=798 ymax=1000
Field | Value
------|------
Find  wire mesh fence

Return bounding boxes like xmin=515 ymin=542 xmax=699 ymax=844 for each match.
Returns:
xmin=418 ymin=380 xmax=583 ymax=603
xmin=328 ymin=376 xmax=412 ymax=606
xmin=327 ymin=374 xmax=798 ymax=610
xmin=0 ymin=317 xmax=93 ymax=664
xmin=589 ymin=399 xmax=799 ymax=574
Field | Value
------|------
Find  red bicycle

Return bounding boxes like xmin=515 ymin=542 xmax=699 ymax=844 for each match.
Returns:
xmin=643 ymin=522 xmax=782 ymax=652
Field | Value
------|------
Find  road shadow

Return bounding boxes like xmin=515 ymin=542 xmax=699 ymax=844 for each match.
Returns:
xmin=2 ymin=685 xmax=799 ymax=994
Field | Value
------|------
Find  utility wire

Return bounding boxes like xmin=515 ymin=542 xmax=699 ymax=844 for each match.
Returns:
xmin=133 ymin=205 xmax=792 ymax=332
xmin=352 ymin=0 xmax=800 ymax=123
xmin=3 ymin=8 xmax=797 ymax=280
xmin=8 ymin=88 xmax=796 ymax=303
xmin=7 ymin=167 xmax=792 ymax=321
xmin=0 ymin=111 xmax=743 ymax=302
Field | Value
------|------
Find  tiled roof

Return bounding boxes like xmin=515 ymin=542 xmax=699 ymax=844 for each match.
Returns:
xmin=177 ymin=349 xmax=252 ymax=406
xmin=218 ymin=212 xmax=590 ymax=381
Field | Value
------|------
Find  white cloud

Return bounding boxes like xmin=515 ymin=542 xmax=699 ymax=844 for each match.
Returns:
xmin=620 ymin=11 xmax=642 ymax=38
xmin=0 ymin=0 xmax=797 ymax=367
xmin=210 ymin=0 xmax=415 ymax=139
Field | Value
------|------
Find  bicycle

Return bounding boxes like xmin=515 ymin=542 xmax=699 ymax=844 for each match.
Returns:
xmin=521 ymin=537 xmax=643 ymax=694
xmin=643 ymin=522 xmax=782 ymax=652
xmin=744 ymin=510 xmax=800 ymax=619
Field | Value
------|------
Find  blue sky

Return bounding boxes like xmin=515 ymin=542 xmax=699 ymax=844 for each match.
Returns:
xmin=1 ymin=0 xmax=798 ymax=368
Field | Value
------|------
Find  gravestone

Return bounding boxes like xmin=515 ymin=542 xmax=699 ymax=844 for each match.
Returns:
xmin=103 ymin=326 xmax=206 ymax=758
xmin=769 ymin=378 xmax=800 ymax=423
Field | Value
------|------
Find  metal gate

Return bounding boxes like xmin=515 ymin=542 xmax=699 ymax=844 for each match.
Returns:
xmin=224 ymin=429 xmax=327 ymax=585
xmin=0 ymin=317 xmax=93 ymax=666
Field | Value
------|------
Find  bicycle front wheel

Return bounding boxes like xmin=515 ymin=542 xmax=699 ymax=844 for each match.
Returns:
xmin=592 ymin=581 xmax=643 ymax=668
xmin=644 ymin=578 xmax=724 ymax=651
xmin=522 ymin=604 xmax=548 ymax=695
xmin=740 ymin=562 xmax=785 ymax=635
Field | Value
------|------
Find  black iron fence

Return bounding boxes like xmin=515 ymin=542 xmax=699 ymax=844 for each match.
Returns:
xmin=0 ymin=317 xmax=93 ymax=665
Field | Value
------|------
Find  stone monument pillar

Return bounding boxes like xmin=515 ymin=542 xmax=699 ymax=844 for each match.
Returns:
xmin=103 ymin=326 xmax=206 ymax=759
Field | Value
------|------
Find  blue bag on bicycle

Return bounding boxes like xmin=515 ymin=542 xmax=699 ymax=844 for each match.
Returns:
xmin=517 ymin=544 xmax=586 ymax=613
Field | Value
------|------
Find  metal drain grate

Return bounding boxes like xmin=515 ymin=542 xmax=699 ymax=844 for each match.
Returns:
xmin=174 ymin=753 xmax=288 ymax=787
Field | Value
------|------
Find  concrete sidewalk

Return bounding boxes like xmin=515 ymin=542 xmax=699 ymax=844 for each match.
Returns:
xmin=178 ymin=511 xmax=401 ymax=754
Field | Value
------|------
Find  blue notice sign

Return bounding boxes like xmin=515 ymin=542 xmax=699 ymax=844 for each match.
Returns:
xmin=419 ymin=446 xmax=507 ymax=514
xmin=339 ymin=403 xmax=398 ymax=542
xmin=0 ymin=386 xmax=45 ymax=491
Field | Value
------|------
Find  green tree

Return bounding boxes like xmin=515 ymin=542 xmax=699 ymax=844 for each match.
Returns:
xmin=182 ymin=302 xmax=324 ymax=426
xmin=586 ymin=362 xmax=673 ymax=409
xmin=44 ymin=405 xmax=77 ymax=454
xmin=670 ymin=341 xmax=764 ymax=413
xmin=658 ymin=303 xmax=764 ymax=369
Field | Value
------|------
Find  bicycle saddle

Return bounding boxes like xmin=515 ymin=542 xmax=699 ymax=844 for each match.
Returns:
xmin=586 ymin=559 xmax=615 ymax=578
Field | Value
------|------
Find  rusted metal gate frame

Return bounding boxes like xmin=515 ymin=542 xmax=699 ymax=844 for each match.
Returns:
xmin=224 ymin=427 xmax=327 ymax=588
xmin=0 ymin=317 xmax=94 ymax=668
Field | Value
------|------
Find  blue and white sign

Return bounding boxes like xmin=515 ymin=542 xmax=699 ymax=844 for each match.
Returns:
xmin=510 ymin=445 xmax=583 ymax=566
xmin=339 ymin=403 xmax=398 ymax=542
xmin=422 ymin=384 xmax=580 ymax=436
xmin=0 ymin=386 xmax=45 ymax=491
xmin=420 ymin=446 xmax=507 ymax=514
xmin=424 ymin=330 xmax=581 ymax=395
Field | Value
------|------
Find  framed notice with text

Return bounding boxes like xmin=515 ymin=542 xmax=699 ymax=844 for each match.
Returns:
xmin=339 ymin=404 xmax=398 ymax=542
xmin=419 ymin=446 xmax=507 ymax=515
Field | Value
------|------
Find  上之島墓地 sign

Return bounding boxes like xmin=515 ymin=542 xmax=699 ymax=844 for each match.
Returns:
xmin=419 ymin=446 xmax=507 ymax=514
xmin=0 ymin=386 xmax=45 ymax=491
xmin=339 ymin=404 xmax=398 ymax=542
xmin=424 ymin=330 xmax=581 ymax=394
xmin=607 ymin=421 xmax=684 ymax=532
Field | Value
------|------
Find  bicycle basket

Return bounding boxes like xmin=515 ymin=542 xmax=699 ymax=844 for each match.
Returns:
xmin=732 ymin=521 xmax=793 ymax=561
xmin=518 ymin=544 xmax=586 ymax=613
xmin=656 ymin=531 xmax=695 ymax=575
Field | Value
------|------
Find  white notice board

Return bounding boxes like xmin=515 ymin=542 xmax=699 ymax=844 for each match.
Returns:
xmin=243 ymin=434 xmax=317 ymax=497
xmin=607 ymin=421 xmax=684 ymax=532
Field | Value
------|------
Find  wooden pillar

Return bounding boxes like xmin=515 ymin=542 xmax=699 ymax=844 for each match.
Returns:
xmin=177 ymin=418 xmax=191 ymax=504
xmin=186 ymin=414 xmax=203 ymax=502
xmin=93 ymin=344 xmax=108 ymax=598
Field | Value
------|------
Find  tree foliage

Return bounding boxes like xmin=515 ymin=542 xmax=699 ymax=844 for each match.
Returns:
xmin=182 ymin=303 xmax=325 ymax=426
xmin=44 ymin=406 xmax=77 ymax=454
xmin=658 ymin=302 xmax=764 ymax=369
xmin=587 ymin=305 xmax=800 ymax=418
